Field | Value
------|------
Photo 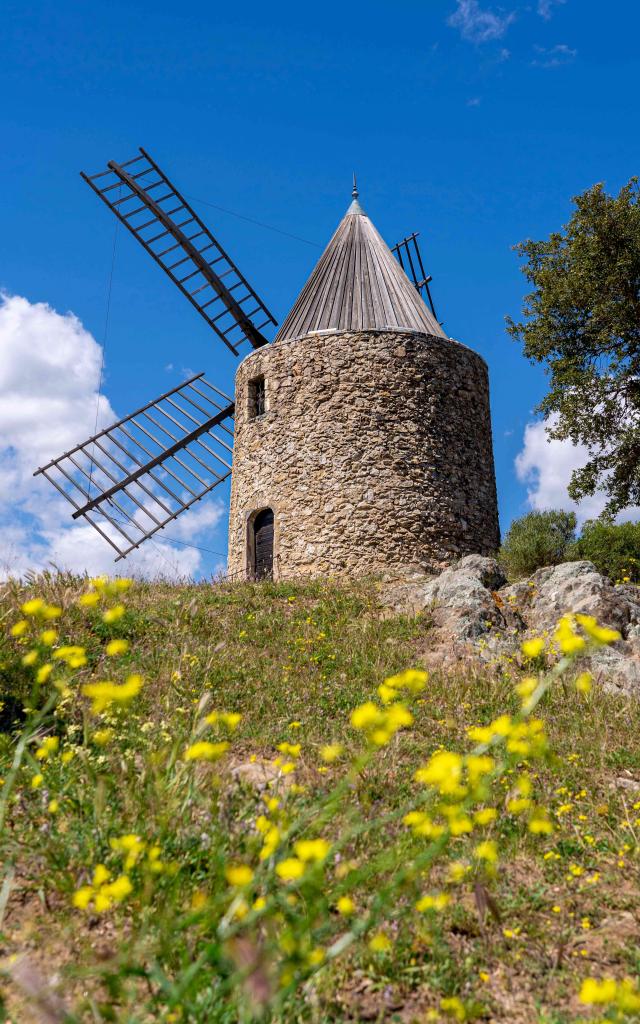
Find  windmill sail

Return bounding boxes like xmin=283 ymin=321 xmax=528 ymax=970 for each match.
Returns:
xmin=34 ymin=374 xmax=234 ymax=561
xmin=391 ymin=232 xmax=438 ymax=321
xmin=81 ymin=148 xmax=277 ymax=356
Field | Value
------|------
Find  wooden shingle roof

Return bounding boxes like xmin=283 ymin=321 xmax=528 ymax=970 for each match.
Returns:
xmin=275 ymin=195 xmax=446 ymax=342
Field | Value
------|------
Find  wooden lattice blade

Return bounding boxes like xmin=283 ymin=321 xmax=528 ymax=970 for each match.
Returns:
xmin=34 ymin=373 xmax=234 ymax=561
xmin=391 ymin=231 xmax=438 ymax=321
xmin=81 ymin=148 xmax=277 ymax=356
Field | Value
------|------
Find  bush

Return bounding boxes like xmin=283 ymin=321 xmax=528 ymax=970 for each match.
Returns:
xmin=499 ymin=510 xmax=577 ymax=580
xmin=567 ymin=518 xmax=640 ymax=583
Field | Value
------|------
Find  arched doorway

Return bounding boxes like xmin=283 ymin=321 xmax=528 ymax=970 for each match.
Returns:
xmin=253 ymin=508 xmax=274 ymax=580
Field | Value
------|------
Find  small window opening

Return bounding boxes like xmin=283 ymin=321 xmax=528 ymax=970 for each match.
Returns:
xmin=248 ymin=375 xmax=266 ymax=419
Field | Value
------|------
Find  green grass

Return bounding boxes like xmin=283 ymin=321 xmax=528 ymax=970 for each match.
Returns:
xmin=1 ymin=574 xmax=640 ymax=1023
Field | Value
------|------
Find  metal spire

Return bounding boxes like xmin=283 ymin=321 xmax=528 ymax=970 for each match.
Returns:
xmin=348 ymin=172 xmax=364 ymax=215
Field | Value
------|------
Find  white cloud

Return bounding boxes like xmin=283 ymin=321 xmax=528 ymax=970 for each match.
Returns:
xmin=515 ymin=418 xmax=640 ymax=526
xmin=532 ymin=43 xmax=577 ymax=67
xmin=0 ymin=293 xmax=226 ymax=580
xmin=537 ymin=0 xmax=566 ymax=19
xmin=448 ymin=0 xmax=516 ymax=43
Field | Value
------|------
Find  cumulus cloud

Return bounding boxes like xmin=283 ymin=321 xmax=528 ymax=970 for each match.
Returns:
xmin=515 ymin=418 xmax=640 ymax=525
xmin=537 ymin=0 xmax=566 ymax=18
xmin=448 ymin=0 xmax=516 ymax=44
xmin=0 ymin=293 xmax=225 ymax=580
xmin=532 ymin=43 xmax=577 ymax=67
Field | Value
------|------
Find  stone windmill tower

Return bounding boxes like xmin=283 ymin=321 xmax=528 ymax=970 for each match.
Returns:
xmin=228 ymin=183 xmax=499 ymax=581
xmin=36 ymin=150 xmax=499 ymax=581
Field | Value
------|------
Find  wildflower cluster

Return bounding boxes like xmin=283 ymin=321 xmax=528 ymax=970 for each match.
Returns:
xmin=1 ymin=577 xmax=633 ymax=1022
xmin=350 ymin=669 xmax=427 ymax=747
xmin=579 ymin=976 xmax=640 ymax=1016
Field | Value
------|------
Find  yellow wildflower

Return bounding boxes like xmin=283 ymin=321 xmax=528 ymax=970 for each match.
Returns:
xmin=554 ymin=615 xmax=586 ymax=655
xmin=368 ymin=932 xmax=392 ymax=953
xmin=276 ymin=742 xmax=301 ymax=757
xmin=579 ymin=977 xmax=617 ymax=1005
xmin=92 ymin=729 xmax=114 ymax=746
xmin=107 ymin=875 xmax=133 ymax=902
xmin=105 ymin=639 xmax=129 ymax=657
xmin=521 ymin=637 xmax=545 ymax=659
xmin=35 ymin=736 xmax=59 ymax=760
xmin=320 ymin=743 xmax=343 ymax=762
xmin=21 ymin=598 xmax=45 ymax=616
xmin=275 ymin=858 xmax=305 ymax=881
xmin=72 ymin=886 xmax=94 ymax=909
xmin=350 ymin=702 xmax=382 ymax=730
xmin=336 ymin=896 xmax=354 ymax=915
xmin=53 ymin=645 xmax=87 ymax=668
xmin=528 ymin=808 xmax=554 ymax=835
xmin=259 ymin=825 xmax=281 ymax=860
xmin=474 ymin=807 xmax=497 ymax=826
xmin=440 ymin=996 xmax=465 ymax=1021
xmin=10 ymin=619 xmax=29 ymax=637
xmin=110 ymin=834 xmax=144 ymax=870
xmin=205 ymin=711 xmax=242 ymax=730
xmin=466 ymin=754 xmax=495 ymax=787
xmin=385 ymin=703 xmax=413 ymax=731
xmin=102 ymin=605 xmax=125 ymax=624
xmin=184 ymin=740 xmax=229 ymax=762
xmin=474 ymin=840 xmax=498 ymax=864
xmin=36 ymin=664 xmax=53 ymax=684
xmin=382 ymin=668 xmax=428 ymax=694
xmin=48 ymin=799 xmax=59 ymax=814
xmin=93 ymin=864 xmax=111 ymax=886
xmin=82 ymin=674 xmax=143 ymax=713
xmin=415 ymin=750 xmax=463 ymax=795
xmin=225 ymin=865 xmax=254 ymax=887
xmin=415 ymin=892 xmax=450 ymax=912
xmin=575 ymin=614 xmax=621 ymax=646
xmin=78 ymin=591 xmax=101 ymax=607
xmin=293 ymin=838 xmax=330 ymax=863
xmin=31 ymin=774 xmax=43 ymax=789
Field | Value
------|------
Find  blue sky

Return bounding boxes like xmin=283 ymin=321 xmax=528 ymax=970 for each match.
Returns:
xmin=1 ymin=0 xmax=638 ymax=578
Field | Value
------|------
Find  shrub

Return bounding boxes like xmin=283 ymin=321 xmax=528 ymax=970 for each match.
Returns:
xmin=499 ymin=510 xmax=577 ymax=580
xmin=566 ymin=518 xmax=640 ymax=583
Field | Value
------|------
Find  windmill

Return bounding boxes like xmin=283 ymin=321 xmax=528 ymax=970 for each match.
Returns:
xmin=34 ymin=148 xmax=440 ymax=569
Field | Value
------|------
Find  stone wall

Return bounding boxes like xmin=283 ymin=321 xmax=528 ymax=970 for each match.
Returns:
xmin=227 ymin=329 xmax=500 ymax=579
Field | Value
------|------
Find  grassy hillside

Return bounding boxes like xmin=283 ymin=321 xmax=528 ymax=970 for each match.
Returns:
xmin=1 ymin=574 xmax=640 ymax=1023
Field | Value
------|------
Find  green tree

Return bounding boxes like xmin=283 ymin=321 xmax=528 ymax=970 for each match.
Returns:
xmin=567 ymin=518 xmax=640 ymax=583
xmin=500 ymin=509 xmax=577 ymax=579
xmin=507 ymin=178 xmax=640 ymax=517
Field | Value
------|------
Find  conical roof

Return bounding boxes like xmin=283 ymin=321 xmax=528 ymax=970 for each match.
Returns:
xmin=275 ymin=191 xmax=446 ymax=342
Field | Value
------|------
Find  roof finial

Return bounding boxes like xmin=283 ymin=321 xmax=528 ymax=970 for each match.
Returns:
xmin=352 ymin=172 xmax=359 ymax=201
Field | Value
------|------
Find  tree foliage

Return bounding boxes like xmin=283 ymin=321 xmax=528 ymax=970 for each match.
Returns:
xmin=567 ymin=518 xmax=640 ymax=583
xmin=499 ymin=509 xmax=577 ymax=579
xmin=507 ymin=178 xmax=640 ymax=517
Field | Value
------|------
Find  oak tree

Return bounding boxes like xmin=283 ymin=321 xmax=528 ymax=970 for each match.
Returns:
xmin=507 ymin=178 xmax=640 ymax=516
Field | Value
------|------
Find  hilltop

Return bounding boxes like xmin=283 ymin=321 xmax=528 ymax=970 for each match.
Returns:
xmin=1 ymin=574 xmax=640 ymax=1023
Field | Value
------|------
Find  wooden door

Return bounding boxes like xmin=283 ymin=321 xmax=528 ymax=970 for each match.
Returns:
xmin=253 ymin=508 xmax=274 ymax=580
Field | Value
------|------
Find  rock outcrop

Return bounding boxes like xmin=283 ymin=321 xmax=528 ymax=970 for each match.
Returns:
xmin=389 ymin=557 xmax=640 ymax=694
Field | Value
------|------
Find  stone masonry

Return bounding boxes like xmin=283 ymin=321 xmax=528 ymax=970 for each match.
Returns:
xmin=227 ymin=328 xmax=500 ymax=579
